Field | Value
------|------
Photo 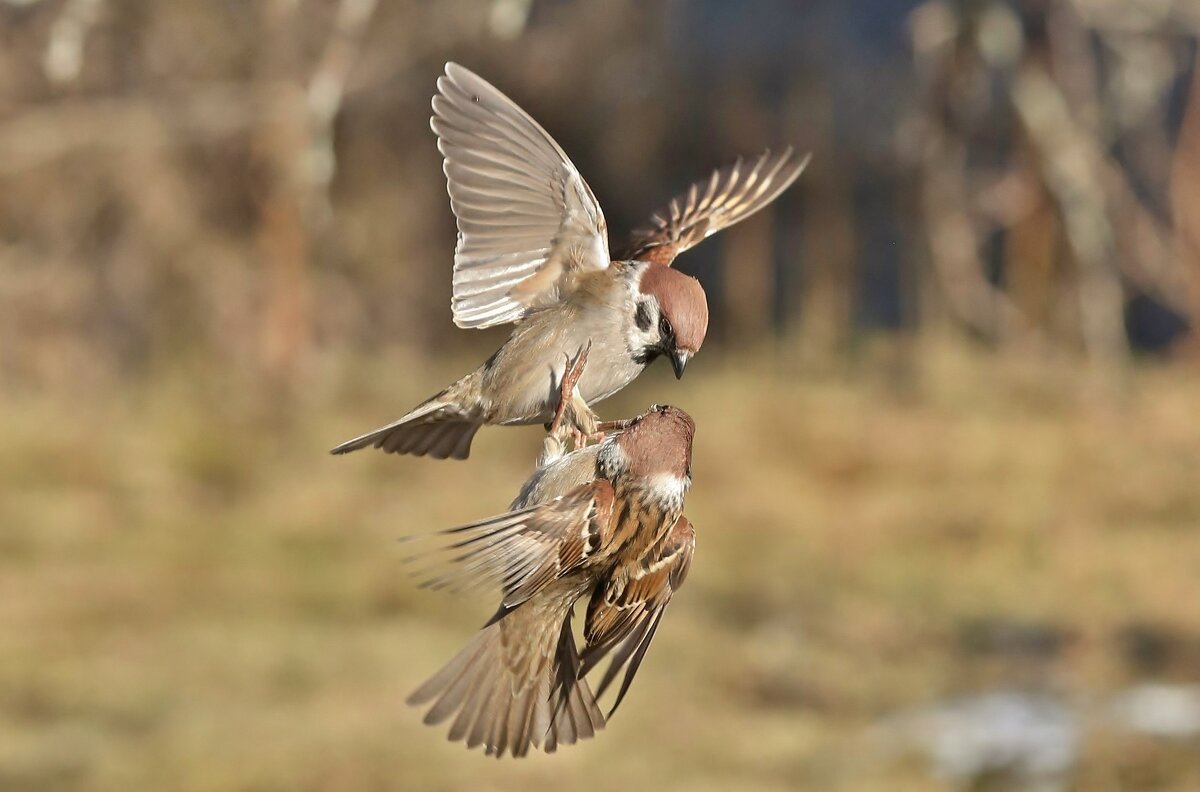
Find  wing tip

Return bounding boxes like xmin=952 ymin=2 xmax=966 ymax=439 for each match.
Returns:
xmin=789 ymin=148 xmax=813 ymax=176
xmin=774 ymin=146 xmax=812 ymax=181
xmin=757 ymin=145 xmax=811 ymax=179
xmin=329 ymin=433 xmax=374 ymax=455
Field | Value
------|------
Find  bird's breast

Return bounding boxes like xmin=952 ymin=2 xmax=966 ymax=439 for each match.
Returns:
xmin=575 ymin=338 xmax=642 ymax=405
xmin=480 ymin=305 xmax=641 ymax=424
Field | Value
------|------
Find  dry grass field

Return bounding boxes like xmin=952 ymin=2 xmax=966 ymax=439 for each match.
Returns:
xmin=2 ymin=341 xmax=1199 ymax=791
xmin=4 ymin=2 xmax=1199 ymax=789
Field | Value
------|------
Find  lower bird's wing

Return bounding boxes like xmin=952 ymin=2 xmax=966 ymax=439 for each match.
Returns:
xmin=580 ymin=515 xmax=695 ymax=716
xmin=402 ymin=479 xmax=615 ymax=609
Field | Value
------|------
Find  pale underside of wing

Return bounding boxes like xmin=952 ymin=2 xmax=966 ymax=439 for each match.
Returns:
xmin=432 ymin=62 xmax=611 ymax=329
xmin=624 ymin=147 xmax=811 ymax=265
xmin=401 ymin=480 xmax=615 ymax=610
xmin=580 ymin=516 xmax=695 ymax=717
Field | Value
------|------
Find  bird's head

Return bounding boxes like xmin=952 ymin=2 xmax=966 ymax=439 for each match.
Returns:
xmin=599 ymin=404 xmax=695 ymax=508
xmin=630 ymin=265 xmax=708 ymax=379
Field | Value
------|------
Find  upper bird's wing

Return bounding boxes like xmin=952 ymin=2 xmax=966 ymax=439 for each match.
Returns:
xmin=623 ymin=147 xmax=810 ymax=266
xmin=402 ymin=479 xmax=615 ymax=609
xmin=433 ymin=62 xmax=611 ymax=329
xmin=580 ymin=515 xmax=695 ymax=717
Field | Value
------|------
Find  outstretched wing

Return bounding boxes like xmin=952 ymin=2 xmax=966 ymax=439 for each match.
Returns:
xmin=433 ymin=63 xmax=611 ymax=329
xmin=580 ymin=516 xmax=695 ymax=717
xmin=624 ymin=148 xmax=810 ymax=265
xmin=402 ymin=480 xmax=615 ymax=609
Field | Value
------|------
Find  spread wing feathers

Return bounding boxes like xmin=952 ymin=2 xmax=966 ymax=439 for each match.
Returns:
xmin=433 ymin=62 xmax=611 ymax=330
xmin=624 ymin=147 xmax=811 ymax=265
xmin=408 ymin=605 xmax=603 ymax=758
xmin=328 ymin=397 xmax=481 ymax=460
xmin=580 ymin=516 xmax=695 ymax=717
xmin=543 ymin=616 xmax=605 ymax=754
xmin=402 ymin=480 xmax=615 ymax=609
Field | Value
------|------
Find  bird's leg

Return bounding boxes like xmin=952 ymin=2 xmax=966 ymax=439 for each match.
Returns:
xmin=576 ymin=416 xmax=635 ymax=444
xmin=569 ymin=392 xmax=599 ymax=449
xmin=547 ymin=341 xmax=593 ymax=450
xmin=548 ymin=341 xmax=589 ymax=435
xmin=594 ymin=417 xmax=636 ymax=434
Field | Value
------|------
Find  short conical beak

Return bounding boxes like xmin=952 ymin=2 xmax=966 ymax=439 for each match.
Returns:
xmin=670 ymin=351 xmax=690 ymax=379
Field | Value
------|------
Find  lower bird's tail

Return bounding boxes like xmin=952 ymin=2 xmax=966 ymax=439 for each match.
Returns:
xmin=407 ymin=599 xmax=604 ymax=758
xmin=330 ymin=398 xmax=483 ymax=460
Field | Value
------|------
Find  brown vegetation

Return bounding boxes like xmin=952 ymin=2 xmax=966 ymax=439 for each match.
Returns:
xmin=3 ymin=1 xmax=1199 ymax=789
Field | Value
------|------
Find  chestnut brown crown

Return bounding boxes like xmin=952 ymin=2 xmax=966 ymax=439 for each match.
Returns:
xmin=612 ymin=404 xmax=696 ymax=480
xmin=638 ymin=265 xmax=709 ymax=355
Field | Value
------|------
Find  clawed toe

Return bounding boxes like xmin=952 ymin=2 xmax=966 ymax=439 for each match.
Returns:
xmin=538 ymin=340 xmax=639 ymax=457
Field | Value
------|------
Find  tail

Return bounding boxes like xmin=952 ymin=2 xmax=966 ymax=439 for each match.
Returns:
xmin=407 ymin=604 xmax=604 ymax=758
xmin=330 ymin=399 xmax=483 ymax=460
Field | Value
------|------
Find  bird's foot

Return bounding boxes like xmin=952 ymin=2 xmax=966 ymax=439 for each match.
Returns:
xmin=548 ymin=342 xmax=594 ymax=451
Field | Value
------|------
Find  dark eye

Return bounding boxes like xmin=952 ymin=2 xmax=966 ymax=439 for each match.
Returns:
xmin=634 ymin=301 xmax=652 ymax=332
xmin=658 ymin=314 xmax=673 ymax=339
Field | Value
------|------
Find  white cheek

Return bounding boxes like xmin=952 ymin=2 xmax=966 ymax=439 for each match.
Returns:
xmin=624 ymin=323 xmax=656 ymax=351
xmin=646 ymin=473 xmax=689 ymax=506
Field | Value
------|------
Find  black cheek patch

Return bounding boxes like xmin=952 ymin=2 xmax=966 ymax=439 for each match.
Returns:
xmin=635 ymin=301 xmax=653 ymax=332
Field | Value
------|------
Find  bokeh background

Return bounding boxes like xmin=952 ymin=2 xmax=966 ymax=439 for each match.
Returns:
xmin=3 ymin=1 xmax=1200 ymax=790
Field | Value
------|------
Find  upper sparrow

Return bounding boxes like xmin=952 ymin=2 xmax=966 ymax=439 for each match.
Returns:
xmin=332 ymin=62 xmax=807 ymax=459
xmin=405 ymin=402 xmax=697 ymax=757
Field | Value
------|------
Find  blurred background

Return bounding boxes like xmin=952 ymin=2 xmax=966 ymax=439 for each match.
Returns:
xmin=2 ymin=0 xmax=1200 ymax=789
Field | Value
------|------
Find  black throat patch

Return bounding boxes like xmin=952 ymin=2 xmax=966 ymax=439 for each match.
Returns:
xmin=633 ymin=347 xmax=662 ymax=367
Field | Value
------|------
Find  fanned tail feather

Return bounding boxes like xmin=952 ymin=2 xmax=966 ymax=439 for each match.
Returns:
xmin=330 ymin=399 xmax=482 ymax=460
xmin=408 ymin=605 xmax=603 ymax=758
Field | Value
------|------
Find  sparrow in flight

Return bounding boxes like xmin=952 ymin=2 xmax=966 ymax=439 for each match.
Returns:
xmin=404 ymin=384 xmax=697 ymax=756
xmin=332 ymin=62 xmax=807 ymax=459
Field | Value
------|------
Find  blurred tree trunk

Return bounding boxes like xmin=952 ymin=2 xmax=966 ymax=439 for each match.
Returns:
xmin=717 ymin=75 xmax=775 ymax=346
xmin=256 ymin=0 xmax=313 ymax=385
xmin=795 ymin=83 xmax=854 ymax=364
xmin=1171 ymin=55 xmax=1200 ymax=359
xmin=1005 ymin=170 xmax=1058 ymax=335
